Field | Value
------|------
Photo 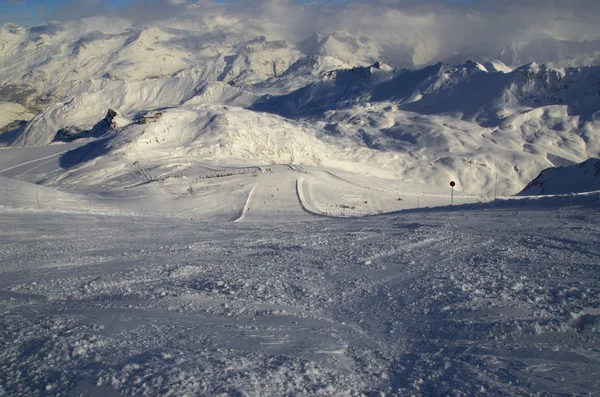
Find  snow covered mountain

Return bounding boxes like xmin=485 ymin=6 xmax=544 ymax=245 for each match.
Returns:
xmin=257 ymin=60 xmax=600 ymax=122
xmin=1 ymin=10 xmax=600 ymax=197
xmin=518 ymin=158 xmax=600 ymax=195
xmin=253 ymin=60 xmax=600 ymax=194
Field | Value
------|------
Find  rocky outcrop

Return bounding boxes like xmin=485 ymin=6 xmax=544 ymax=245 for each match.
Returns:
xmin=53 ymin=109 xmax=119 ymax=142
xmin=136 ymin=111 xmax=163 ymax=125
xmin=106 ymin=109 xmax=118 ymax=130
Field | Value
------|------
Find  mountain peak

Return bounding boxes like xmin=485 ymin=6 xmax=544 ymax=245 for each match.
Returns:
xmin=456 ymin=59 xmax=489 ymax=73
xmin=482 ymin=60 xmax=513 ymax=73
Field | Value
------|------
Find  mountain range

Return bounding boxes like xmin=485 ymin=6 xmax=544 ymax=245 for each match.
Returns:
xmin=1 ymin=13 xmax=600 ymax=196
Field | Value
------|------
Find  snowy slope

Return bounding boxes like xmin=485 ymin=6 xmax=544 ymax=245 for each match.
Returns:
xmin=1 ymin=192 xmax=600 ymax=395
xmin=258 ymin=61 xmax=600 ymax=123
xmin=0 ymin=140 xmax=488 ymax=223
xmin=2 ymin=12 xmax=600 ymax=198
xmin=0 ymin=174 xmax=87 ymax=211
xmin=518 ymin=158 xmax=600 ymax=195
xmin=0 ymin=102 xmax=34 ymax=131
xmin=12 ymin=74 xmax=264 ymax=147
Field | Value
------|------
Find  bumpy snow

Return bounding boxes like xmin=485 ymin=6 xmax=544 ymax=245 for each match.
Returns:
xmin=2 ymin=142 xmax=600 ymax=395
xmin=1 ymin=188 xmax=600 ymax=396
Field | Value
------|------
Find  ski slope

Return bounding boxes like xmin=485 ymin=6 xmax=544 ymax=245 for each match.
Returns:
xmin=1 ymin=191 xmax=599 ymax=396
xmin=0 ymin=142 xmax=490 ymax=222
xmin=235 ymin=165 xmax=313 ymax=222
xmin=0 ymin=142 xmax=88 ymax=182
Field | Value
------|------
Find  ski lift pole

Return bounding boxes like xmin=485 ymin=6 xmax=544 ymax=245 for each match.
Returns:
xmin=450 ymin=181 xmax=455 ymax=206
xmin=494 ymin=173 xmax=498 ymax=200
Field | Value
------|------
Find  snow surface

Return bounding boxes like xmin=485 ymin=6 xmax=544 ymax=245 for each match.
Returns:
xmin=1 ymin=188 xmax=600 ymax=396
xmin=2 ymin=16 xmax=600 ymax=197
xmin=0 ymin=102 xmax=34 ymax=131
xmin=2 ymin=142 xmax=600 ymax=395
xmin=518 ymin=158 xmax=600 ymax=195
xmin=0 ymin=143 xmax=487 ymax=220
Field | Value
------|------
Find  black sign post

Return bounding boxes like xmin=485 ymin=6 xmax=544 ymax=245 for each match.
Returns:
xmin=450 ymin=181 xmax=455 ymax=205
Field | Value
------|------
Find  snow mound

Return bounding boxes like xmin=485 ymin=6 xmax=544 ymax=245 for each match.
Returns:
xmin=0 ymin=175 xmax=83 ymax=211
xmin=108 ymin=104 xmax=331 ymax=167
xmin=518 ymin=158 xmax=600 ymax=196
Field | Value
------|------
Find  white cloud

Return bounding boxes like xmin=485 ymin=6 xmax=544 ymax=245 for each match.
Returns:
xmin=35 ymin=0 xmax=600 ymax=67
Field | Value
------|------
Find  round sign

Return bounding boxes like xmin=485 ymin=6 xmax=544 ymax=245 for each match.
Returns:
xmin=450 ymin=181 xmax=455 ymax=187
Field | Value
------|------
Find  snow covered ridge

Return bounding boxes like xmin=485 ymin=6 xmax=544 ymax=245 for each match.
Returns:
xmin=4 ymin=63 xmax=600 ymax=195
xmin=1 ymin=15 xmax=600 ymax=196
xmin=0 ymin=20 xmax=376 ymax=111
xmin=518 ymin=158 xmax=600 ymax=196
xmin=256 ymin=60 xmax=600 ymax=122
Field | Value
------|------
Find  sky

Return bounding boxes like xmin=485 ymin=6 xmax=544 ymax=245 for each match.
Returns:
xmin=1 ymin=0 xmax=600 ymax=68
xmin=1 ymin=0 xmax=597 ymax=28
xmin=0 ymin=0 xmax=143 ymax=26
xmin=1 ymin=0 xmax=470 ymax=27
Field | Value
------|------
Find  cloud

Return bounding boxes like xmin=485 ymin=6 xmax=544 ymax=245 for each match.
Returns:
xmin=26 ymin=0 xmax=600 ymax=67
xmin=221 ymin=0 xmax=600 ymax=66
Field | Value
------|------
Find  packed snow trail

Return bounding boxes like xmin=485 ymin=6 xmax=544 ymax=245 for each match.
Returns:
xmin=0 ymin=143 xmax=489 ymax=220
xmin=236 ymin=165 xmax=317 ymax=222
xmin=0 ymin=142 xmax=87 ymax=180
xmin=1 ymin=194 xmax=600 ymax=396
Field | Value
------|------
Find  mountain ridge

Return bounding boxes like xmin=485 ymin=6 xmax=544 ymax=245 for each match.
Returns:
xmin=1 ymin=16 xmax=600 ymax=197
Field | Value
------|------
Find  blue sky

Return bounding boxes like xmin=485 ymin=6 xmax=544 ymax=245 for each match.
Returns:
xmin=2 ymin=0 xmax=472 ymax=27
xmin=0 ymin=0 xmax=136 ymax=26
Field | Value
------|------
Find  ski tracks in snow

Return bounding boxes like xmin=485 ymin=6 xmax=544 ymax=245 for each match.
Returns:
xmin=1 ymin=198 xmax=600 ymax=395
xmin=235 ymin=166 xmax=320 ymax=222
